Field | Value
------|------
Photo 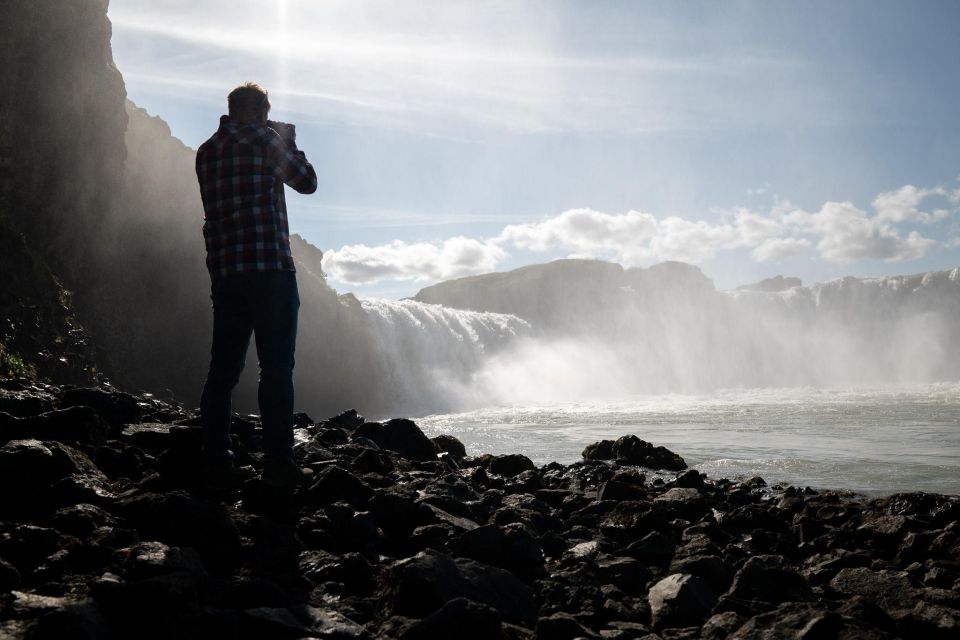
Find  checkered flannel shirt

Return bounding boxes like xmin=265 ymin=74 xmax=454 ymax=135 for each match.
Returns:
xmin=196 ymin=115 xmax=317 ymax=279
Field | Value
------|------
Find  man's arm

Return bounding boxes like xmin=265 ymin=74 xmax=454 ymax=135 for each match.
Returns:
xmin=264 ymin=126 xmax=318 ymax=194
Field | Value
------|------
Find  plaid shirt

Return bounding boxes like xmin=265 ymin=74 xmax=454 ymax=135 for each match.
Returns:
xmin=196 ymin=115 xmax=317 ymax=279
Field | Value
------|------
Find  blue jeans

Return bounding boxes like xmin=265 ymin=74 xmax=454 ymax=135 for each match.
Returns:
xmin=200 ymin=270 xmax=299 ymax=463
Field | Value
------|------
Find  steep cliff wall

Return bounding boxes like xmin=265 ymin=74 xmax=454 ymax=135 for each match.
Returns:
xmin=0 ymin=0 xmax=392 ymax=416
xmin=0 ymin=0 xmax=126 ymax=382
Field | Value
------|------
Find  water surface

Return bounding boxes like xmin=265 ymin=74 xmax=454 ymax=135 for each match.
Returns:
xmin=415 ymin=384 xmax=960 ymax=496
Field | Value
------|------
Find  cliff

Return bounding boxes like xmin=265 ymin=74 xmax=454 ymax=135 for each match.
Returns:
xmin=0 ymin=0 xmax=389 ymax=417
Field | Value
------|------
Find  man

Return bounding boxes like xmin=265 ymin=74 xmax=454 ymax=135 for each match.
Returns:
xmin=196 ymin=82 xmax=317 ymax=489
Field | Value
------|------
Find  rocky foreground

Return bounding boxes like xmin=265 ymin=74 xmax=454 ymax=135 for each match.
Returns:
xmin=0 ymin=380 xmax=958 ymax=639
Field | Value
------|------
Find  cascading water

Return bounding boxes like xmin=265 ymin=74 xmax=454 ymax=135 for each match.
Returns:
xmin=359 ymin=298 xmax=532 ymax=414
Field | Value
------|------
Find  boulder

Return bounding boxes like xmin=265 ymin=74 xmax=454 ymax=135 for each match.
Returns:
xmin=60 ymin=387 xmax=142 ymax=431
xmin=829 ymin=567 xmax=918 ymax=609
xmin=613 ymin=435 xmax=687 ymax=471
xmin=447 ymin=523 xmax=545 ymax=581
xmin=0 ymin=406 xmax=109 ymax=444
xmin=0 ymin=439 xmax=109 ymax=513
xmin=723 ymin=555 xmax=812 ymax=605
xmin=432 ymin=434 xmax=467 ymax=462
xmin=582 ymin=440 xmax=615 ymax=460
xmin=535 ymin=612 xmax=600 ymax=639
xmin=325 ymin=409 xmax=365 ymax=430
xmin=402 ymin=597 xmax=503 ymax=640
xmin=241 ymin=605 xmax=370 ymax=639
xmin=727 ymin=602 xmax=888 ymax=640
xmin=303 ymin=465 xmax=374 ymax=510
xmin=382 ymin=549 xmax=535 ymax=625
xmin=488 ymin=454 xmax=536 ymax=478
xmin=113 ymin=491 xmax=241 ymax=574
xmin=353 ymin=419 xmax=438 ymax=462
xmin=648 ymin=573 xmax=717 ymax=629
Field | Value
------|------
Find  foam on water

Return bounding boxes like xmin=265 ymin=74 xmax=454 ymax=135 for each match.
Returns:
xmin=415 ymin=384 xmax=960 ymax=495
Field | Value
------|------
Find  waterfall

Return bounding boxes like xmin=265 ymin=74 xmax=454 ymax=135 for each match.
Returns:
xmin=359 ymin=298 xmax=532 ymax=414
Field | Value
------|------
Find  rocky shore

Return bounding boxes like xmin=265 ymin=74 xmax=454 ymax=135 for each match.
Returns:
xmin=0 ymin=380 xmax=958 ymax=639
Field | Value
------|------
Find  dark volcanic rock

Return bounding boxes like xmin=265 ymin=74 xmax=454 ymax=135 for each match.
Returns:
xmin=488 ymin=454 xmax=536 ymax=478
xmin=114 ymin=491 xmax=241 ymax=574
xmin=723 ymin=555 xmax=812 ymax=606
xmin=382 ymin=549 xmax=535 ymax=625
xmin=401 ymin=597 xmax=504 ymax=640
xmin=353 ymin=419 xmax=438 ymax=462
xmin=60 ymin=387 xmax=143 ymax=431
xmin=432 ymin=434 xmax=467 ymax=462
xmin=446 ymin=523 xmax=545 ymax=581
xmin=613 ymin=435 xmax=687 ymax=470
xmin=582 ymin=435 xmax=687 ymax=470
xmin=648 ymin=573 xmax=717 ymax=629
xmin=0 ymin=406 xmax=111 ymax=445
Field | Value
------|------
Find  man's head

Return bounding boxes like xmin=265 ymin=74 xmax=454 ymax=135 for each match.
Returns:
xmin=228 ymin=82 xmax=270 ymax=125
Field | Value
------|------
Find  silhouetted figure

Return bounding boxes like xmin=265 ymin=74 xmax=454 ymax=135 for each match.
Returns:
xmin=196 ymin=82 xmax=317 ymax=489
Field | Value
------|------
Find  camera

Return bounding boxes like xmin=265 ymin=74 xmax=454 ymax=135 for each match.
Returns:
xmin=267 ymin=120 xmax=296 ymax=143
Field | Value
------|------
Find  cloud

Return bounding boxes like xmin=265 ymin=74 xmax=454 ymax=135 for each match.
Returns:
xmin=790 ymin=201 xmax=936 ymax=263
xmin=322 ymin=237 xmax=506 ymax=285
xmin=321 ymin=184 xmax=948 ymax=286
xmin=872 ymin=185 xmax=947 ymax=223
xmin=752 ymin=237 xmax=810 ymax=262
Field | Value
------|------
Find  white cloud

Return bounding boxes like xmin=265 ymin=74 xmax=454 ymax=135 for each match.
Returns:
xmin=322 ymin=237 xmax=506 ymax=285
xmin=497 ymin=208 xmax=658 ymax=255
xmin=788 ymin=201 xmax=936 ymax=263
xmin=872 ymin=185 xmax=947 ymax=223
xmin=752 ymin=237 xmax=810 ymax=262
xmin=321 ymin=184 xmax=947 ymax=285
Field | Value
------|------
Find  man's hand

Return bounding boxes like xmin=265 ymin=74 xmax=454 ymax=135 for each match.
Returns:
xmin=267 ymin=120 xmax=296 ymax=144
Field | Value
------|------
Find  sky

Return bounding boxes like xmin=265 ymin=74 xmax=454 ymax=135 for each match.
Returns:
xmin=108 ymin=0 xmax=960 ymax=298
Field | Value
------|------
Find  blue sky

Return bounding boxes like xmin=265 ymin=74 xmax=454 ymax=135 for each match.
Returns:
xmin=108 ymin=0 xmax=960 ymax=298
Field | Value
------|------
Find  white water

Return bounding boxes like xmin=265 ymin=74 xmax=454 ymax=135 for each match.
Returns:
xmin=359 ymin=298 xmax=531 ymax=412
xmin=356 ymin=270 xmax=960 ymax=495
xmin=415 ymin=384 xmax=960 ymax=496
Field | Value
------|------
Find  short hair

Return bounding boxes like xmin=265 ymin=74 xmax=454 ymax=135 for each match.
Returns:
xmin=228 ymin=82 xmax=270 ymax=116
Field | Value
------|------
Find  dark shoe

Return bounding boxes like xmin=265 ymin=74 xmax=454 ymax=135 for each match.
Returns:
xmin=204 ymin=461 xmax=255 ymax=490
xmin=262 ymin=455 xmax=312 ymax=490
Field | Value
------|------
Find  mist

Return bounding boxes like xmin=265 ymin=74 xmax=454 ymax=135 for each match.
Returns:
xmin=389 ymin=263 xmax=960 ymax=415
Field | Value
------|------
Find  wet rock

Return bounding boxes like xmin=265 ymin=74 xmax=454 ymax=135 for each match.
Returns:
xmin=402 ymin=597 xmax=503 ymax=640
xmin=723 ymin=555 xmax=812 ymax=606
xmin=828 ymin=567 xmax=918 ymax=609
xmin=894 ymin=601 xmax=960 ymax=639
xmin=0 ymin=439 xmax=109 ymax=514
xmin=0 ymin=389 xmax=54 ymax=417
xmin=582 ymin=439 xmax=615 ymax=460
xmin=700 ymin=611 xmax=743 ymax=640
xmin=432 ymin=434 xmax=467 ymax=463
xmin=382 ymin=549 xmax=535 ymax=625
xmin=353 ymin=419 xmax=438 ymax=462
xmin=535 ymin=611 xmax=600 ymax=639
xmin=727 ymin=602 xmax=887 ymax=640
xmin=612 ymin=435 xmax=687 ymax=471
xmin=60 ymin=387 xmax=142 ymax=432
xmin=648 ymin=573 xmax=717 ymax=629
xmin=325 ymin=409 xmax=365 ymax=430
xmin=303 ymin=465 xmax=374 ymax=510
xmin=120 ymin=423 xmax=174 ymax=455
xmin=624 ymin=531 xmax=676 ymax=568
xmin=447 ymin=523 xmax=545 ymax=582
xmin=488 ymin=454 xmax=536 ymax=478
xmin=0 ymin=558 xmax=22 ymax=592
xmin=114 ymin=491 xmax=241 ymax=574
xmin=0 ymin=406 xmax=109 ymax=444
xmin=241 ymin=604 xmax=370 ymax=639
xmin=675 ymin=470 xmax=705 ymax=492
xmin=50 ymin=503 xmax=118 ymax=538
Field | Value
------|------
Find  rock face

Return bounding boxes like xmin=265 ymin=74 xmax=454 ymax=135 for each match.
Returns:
xmin=0 ymin=380 xmax=957 ymax=639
